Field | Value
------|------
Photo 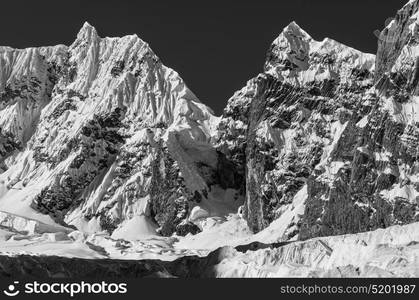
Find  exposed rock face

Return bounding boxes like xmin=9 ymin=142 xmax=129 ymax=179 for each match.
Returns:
xmin=0 ymin=22 xmax=241 ymax=237
xmin=375 ymin=0 xmax=419 ymax=86
xmin=218 ymin=22 xmax=378 ymax=236
xmin=299 ymin=0 xmax=419 ymax=240
xmin=218 ymin=2 xmax=419 ymax=239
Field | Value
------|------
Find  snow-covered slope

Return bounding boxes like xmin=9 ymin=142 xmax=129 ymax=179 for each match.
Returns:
xmin=217 ymin=1 xmax=419 ymax=241
xmin=0 ymin=45 xmax=66 ymax=167
xmin=216 ymin=21 xmax=379 ymax=237
xmin=214 ymin=221 xmax=419 ymax=278
xmin=0 ymin=218 xmax=418 ymax=278
xmin=265 ymin=21 xmax=375 ymax=88
xmin=0 ymin=22 xmax=241 ymax=238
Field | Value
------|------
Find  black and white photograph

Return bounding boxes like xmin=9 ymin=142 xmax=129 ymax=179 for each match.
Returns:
xmin=0 ymin=0 xmax=418 ymax=298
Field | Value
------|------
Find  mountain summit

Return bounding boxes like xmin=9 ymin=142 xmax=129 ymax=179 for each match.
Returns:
xmin=0 ymin=23 xmax=230 ymax=238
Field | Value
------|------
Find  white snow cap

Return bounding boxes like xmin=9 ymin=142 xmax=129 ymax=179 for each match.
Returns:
xmin=265 ymin=21 xmax=375 ymax=85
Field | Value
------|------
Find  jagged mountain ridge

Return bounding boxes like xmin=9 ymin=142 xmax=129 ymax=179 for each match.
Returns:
xmin=0 ymin=22 xmax=241 ymax=238
xmin=216 ymin=21 xmax=378 ymax=237
xmin=217 ymin=0 xmax=419 ymax=240
xmin=1 ymin=0 xmax=419 ymax=247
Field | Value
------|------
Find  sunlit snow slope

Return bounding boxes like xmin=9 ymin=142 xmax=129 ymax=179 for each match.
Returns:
xmin=0 ymin=22 xmax=241 ymax=239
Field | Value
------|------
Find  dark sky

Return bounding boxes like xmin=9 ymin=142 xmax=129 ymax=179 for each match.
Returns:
xmin=0 ymin=0 xmax=408 ymax=115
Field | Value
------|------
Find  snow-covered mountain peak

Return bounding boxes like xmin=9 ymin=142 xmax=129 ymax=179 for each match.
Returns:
xmin=0 ymin=22 xmax=225 ymax=240
xmin=264 ymin=22 xmax=312 ymax=75
xmin=265 ymin=22 xmax=375 ymax=88
xmin=75 ymin=21 xmax=99 ymax=41
xmin=282 ymin=21 xmax=312 ymax=40
xmin=58 ymin=22 xmax=217 ymax=128
xmin=71 ymin=22 xmax=143 ymax=51
xmin=218 ymin=4 xmax=419 ymax=240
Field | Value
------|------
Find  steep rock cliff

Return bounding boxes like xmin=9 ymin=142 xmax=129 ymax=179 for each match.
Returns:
xmin=219 ymin=5 xmax=419 ymax=240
